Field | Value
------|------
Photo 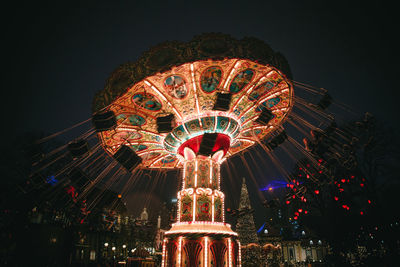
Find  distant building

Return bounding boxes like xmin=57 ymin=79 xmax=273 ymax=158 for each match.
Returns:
xmin=140 ymin=207 xmax=149 ymax=222
xmin=235 ymin=178 xmax=328 ymax=266
xmin=257 ymin=210 xmax=328 ymax=266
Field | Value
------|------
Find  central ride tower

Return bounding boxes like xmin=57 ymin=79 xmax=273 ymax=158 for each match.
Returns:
xmin=162 ymin=128 xmax=240 ymax=266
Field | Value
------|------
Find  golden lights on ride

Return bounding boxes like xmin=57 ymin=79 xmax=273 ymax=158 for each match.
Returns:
xmin=97 ymin=58 xmax=293 ymax=169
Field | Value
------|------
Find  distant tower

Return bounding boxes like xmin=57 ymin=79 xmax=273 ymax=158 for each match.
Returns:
xmin=140 ymin=207 xmax=149 ymax=222
xmin=157 ymin=215 xmax=161 ymax=229
xmin=236 ymin=178 xmax=263 ymax=266
xmin=155 ymin=215 xmax=165 ymax=251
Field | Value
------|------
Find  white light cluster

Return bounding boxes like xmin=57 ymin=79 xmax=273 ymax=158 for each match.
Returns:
xmin=166 ymin=228 xmax=238 ymax=236
xmin=170 ymin=221 xmax=232 ymax=227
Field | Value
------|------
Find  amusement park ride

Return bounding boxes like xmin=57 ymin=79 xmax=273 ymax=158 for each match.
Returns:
xmin=91 ymin=33 xmax=294 ymax=266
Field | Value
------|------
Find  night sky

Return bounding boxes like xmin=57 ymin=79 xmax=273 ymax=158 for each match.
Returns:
xmin=3 ymin=1 xmax=399 ymax=224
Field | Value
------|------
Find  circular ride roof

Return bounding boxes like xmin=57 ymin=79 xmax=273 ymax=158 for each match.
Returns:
xmin=97 ymin=58 xmax=293 ymax=169
xmin=93 ymin=34 xmax=294 ymax=169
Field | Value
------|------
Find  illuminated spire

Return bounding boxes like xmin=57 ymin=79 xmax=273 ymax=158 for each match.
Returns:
xmin=238 ymin=177 xmax=252 ymax=211
xmin=236 ymin=178 xmax=259 ymax=244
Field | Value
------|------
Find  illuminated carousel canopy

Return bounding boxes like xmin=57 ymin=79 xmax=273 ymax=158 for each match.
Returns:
xmin=89 ymin=33 xmax=296 ymax=267
xmin=93 ymin=33 xmax=293 ymax=169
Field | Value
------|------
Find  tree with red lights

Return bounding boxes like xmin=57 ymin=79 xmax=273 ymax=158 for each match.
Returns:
xmin=286 ymin=114 xmax=400 ymax=264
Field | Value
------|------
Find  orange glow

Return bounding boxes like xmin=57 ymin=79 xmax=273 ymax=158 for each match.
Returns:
xmin=97 ymin=58 xmax=293 ymax=169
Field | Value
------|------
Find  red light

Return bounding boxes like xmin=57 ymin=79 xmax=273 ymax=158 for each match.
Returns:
xmin=298 ymin=209 xmax=303 ymax=213
xmin=286 ymin=200 xmax=290 ymax=205
xmin=360 ymin=211 xmax=364 ymax=215
xmin=337 ymin=184 xmax=341 ymax=187
xmin=303 ymin=198 xmax=307 ymax=202
xmin=306 ymin=174 xmax=310 ymax=179
xmin=314 ymin=190 xmax=319 ymax=195
xmin=294 ymin=216 xmax=298 ymax=220
xmin=318 ymin=159 xmax=323 ymax=163
xmin=339 ymin=188 xmax=344 ymax=192
xmin=341 ymin=179 xmax=346 ymax=183
xmin=368 ymin=200 xmax=371 ymax=204
xmin=295 ymin=212 xmax=299 ymax=216
xmin=319 ymin=170 xmax=323 ymax=174
xmin=304 ymin=210 xmax=308 ymax=214
xmin=292 ymin=195 xmax=296 ymax=199
xmin=334 ymin=196 xmax=339 ymax=201
xmin=350 ymin=175 xmax=355 ymax=179
xmin=360 ymin=183 xmax=364 ymax=187
xmin=286 ymin=183 xmax=289 ymax=187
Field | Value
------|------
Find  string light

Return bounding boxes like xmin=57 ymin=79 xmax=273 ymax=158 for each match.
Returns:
xmin=204 ymin=237 xmax=208 ymax=267
xmin=193 ymin=193 xmax=196 ymax=222
xmin=238 ymin=241 xmax=242 ymax=267
xmin=178 ymin=237 xmax=183 ymax=266
xmin=223 ymin=60 xmax=240 ymax=89
xmin=195 ymin=160 xmax=198 ymax=187
xmin=209 ymin=158 xmax=213 ymax=185
xmin=161 ymin=239 xmax=167 ymax=267
xmin=165 ymin=221 xmax=237 ymax=236
xmin=182 ymin=161 xmax=186 ymax=189
xmin=228 ymin=238 xmax=232 ymax=267
xmin=193 ymin=70 xmax=202 ymax=120
xmin=212 ymin=195 xmax=215 ymax=222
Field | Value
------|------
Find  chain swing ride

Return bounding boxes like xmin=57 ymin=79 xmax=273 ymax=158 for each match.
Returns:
xmin=30 ymin=33 xmax=371 ymax=266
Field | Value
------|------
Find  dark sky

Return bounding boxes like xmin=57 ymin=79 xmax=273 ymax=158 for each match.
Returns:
xmin=3 ymin=1 xmax=399 ymax=224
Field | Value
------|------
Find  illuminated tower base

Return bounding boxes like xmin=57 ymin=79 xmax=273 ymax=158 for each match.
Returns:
xmin=162 ymin=144 xmax=241 ymax=266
